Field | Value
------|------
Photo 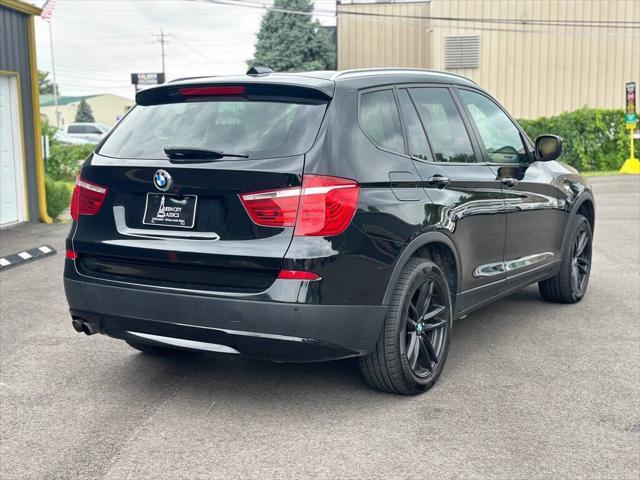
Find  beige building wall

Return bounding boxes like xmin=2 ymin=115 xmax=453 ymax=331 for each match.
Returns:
xmin=41 ymin=94 xmax=134 ymax=127
xmin=338 ymin=2 xmax=432 ymax=70
xmin=337 ymin=0 xmax=640 ymax=119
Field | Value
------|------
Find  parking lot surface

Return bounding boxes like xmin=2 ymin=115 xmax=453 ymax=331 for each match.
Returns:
xmin=1 ymin=175 xmax=638 ymax=479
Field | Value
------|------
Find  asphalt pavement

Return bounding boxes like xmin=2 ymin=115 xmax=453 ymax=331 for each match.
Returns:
xmin=1 ymin=175 xmax=638 ymax=480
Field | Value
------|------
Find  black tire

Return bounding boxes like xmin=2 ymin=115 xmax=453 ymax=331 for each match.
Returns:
xmin=125 ymin=340 xmax=178 ymax=355
xmin=359 ymin=258 xmax=452 ymax=395
xmin=539 ymin=214 xmax=593 ymax=303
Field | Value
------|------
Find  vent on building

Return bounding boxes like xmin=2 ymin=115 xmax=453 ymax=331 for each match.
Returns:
xmin=444 ymin=35 xmax=480 ymax=69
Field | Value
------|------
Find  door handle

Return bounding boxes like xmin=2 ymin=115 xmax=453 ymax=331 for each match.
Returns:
xmin=502 ymin=177 xmax=519 ymax=188
xmin=427 ymin=175 xmax=451 ymax=189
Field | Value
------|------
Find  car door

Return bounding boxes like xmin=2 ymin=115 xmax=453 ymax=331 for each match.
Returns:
xmin=397 ymin=86 xmax=507 ymax=313
xmin=455 ymin=88 xmax=560 ymax=290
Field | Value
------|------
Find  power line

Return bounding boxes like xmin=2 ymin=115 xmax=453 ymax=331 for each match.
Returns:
xmin=56 ymin=0 xmax=640 ymax=29
xmin=187 ymin=0 xmax=640 ymax=29
xmin=172 ymin=35 xmax=240 ymax=64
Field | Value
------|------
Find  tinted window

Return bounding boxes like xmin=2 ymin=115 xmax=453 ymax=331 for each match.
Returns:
xmin=88 ymin=127 xmax=103 ymax=134
xmin=459 ymin=90 xmax=528 ymax=163
xmin=397 ymin=89 xmax=432 ymax=161
xmin=99 ymin=99 xmax=327 ymax=160
xmin=359 ymin=90 xmax=404 ymax=153
xmin=67 ymin=125 xmax=83 ymax=134
xmin=409 ymin=88 xmax=476 ymax=163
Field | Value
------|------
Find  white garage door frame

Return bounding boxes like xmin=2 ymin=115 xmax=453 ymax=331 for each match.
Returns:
xmin=0 ymin=71 xmax=28 ymax=226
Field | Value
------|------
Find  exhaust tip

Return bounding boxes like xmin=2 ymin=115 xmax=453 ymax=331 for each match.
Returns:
xmin=72 ymin=318 xmax=84 ymax=333
xmin=81 ymin=323 xmax=97 ymax=335
xmin=72 ymin=318 xmax=97 ymax=335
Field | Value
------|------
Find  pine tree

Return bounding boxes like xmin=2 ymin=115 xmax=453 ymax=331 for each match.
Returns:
xmin=75 ymin=98 xmax=95 ymax=123
xmin=251 ymin=0 xmax=336 ymax=71
xmin=38 ymin=70 xmax=58 ymax=96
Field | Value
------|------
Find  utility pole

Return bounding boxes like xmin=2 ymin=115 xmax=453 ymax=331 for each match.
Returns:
xmin=152 ymin=29 xmax=171 ymax=79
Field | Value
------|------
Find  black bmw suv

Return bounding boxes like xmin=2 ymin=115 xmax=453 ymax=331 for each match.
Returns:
xmin=64 ymin=68 xmax=595 ymax=394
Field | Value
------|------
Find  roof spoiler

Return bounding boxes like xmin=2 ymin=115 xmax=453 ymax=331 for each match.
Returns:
xmin=136 ymin=82 xmax=332 ymax=106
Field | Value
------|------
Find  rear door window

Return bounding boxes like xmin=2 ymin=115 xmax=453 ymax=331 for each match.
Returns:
xmin=409 ymin=88 xmax=476 ymax=163
xmin=397 ymin=89 xmax=433 ymax=162
xmin=98 ymin=97 xmax=327 ymax=160
xmin=359 ymin=90 xmax=404 ymax=154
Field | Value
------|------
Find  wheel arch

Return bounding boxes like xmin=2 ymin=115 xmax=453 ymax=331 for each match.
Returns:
xmin=383 ymin=232 xmax=462 ymax=310
xmin=575 ymin=195 xmax=595 ymax=233
xmin=556 ymin=191 xmax=595 ymax=263
xmin=564 ymin=191 xmax=595 ymax=243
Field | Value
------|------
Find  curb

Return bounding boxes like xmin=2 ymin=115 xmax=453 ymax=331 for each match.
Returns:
xmin=0 ymin=246 xmax=57 ymax=272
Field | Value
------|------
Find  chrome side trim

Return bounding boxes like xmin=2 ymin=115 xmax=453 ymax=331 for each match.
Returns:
xmin=127 ymin=331 xmax=240 ymax=354
xmin=474 ymin=252 xmax=555 ymax=278
xmin=114 ymin=205 xmax=220 ymax=240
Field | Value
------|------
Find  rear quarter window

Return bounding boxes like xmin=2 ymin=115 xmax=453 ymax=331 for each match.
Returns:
xmin=359 ymin=90 xmax=404 ymax=154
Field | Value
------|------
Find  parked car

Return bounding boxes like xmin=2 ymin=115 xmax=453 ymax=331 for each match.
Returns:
xmin=59 ymin=122 xmax=111 ymax=144
xmin=53 ymin=129 xmax=93 ymax=145
xmin=64 ymin=68 xmax=595 ymax=394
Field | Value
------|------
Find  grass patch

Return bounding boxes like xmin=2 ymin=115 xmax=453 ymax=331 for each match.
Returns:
xmin=582 ymin=170 xmax=622 ymax=177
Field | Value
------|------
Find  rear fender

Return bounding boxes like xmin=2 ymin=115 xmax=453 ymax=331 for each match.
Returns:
xmin=382 ymin=231 xmax=462 ymax=312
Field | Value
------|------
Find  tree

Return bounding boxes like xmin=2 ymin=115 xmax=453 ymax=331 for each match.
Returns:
xmin=38 ymin=70 xmax=58 ymax=96
xmin=75 ymin=98 xmax=95 ymax=123
xmin=251 ymin=0 xmax=336 ymax=72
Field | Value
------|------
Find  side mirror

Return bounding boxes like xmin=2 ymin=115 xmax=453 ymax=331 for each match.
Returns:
xmin=535 ymin=134 xmax=563 ymax=162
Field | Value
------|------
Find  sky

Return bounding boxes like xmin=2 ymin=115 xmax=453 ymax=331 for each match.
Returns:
xmin=32 ymin=0 xmax=337 ymax=100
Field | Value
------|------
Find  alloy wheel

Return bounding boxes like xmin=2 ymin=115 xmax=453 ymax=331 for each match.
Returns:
xmin=404 ymin=279 xmax=449 ymax=378
xmin=571 ymin=227 xmax=591 ymax=296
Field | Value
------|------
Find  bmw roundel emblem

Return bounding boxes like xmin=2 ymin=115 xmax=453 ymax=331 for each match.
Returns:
xmin=153 ymin=169 xmax=172 ymax=192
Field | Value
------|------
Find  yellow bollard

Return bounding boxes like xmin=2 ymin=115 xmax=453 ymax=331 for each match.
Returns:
xmin=620 ymin=123 xmax=640 ymax=174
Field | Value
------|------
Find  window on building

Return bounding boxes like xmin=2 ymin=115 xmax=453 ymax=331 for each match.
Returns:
xmin=359 ymin=90 xmax=404 ymax=154
xmin=444 ymin=35 xmax=480 ymax=69
xmin=409 ymin=88 xmax=476 ymax=163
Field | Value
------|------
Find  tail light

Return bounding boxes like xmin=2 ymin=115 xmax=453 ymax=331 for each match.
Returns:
xmin=70 ymin=177 xmax=108 ymax=221
xmin=239 ymin=175 xmax=359 ymax=237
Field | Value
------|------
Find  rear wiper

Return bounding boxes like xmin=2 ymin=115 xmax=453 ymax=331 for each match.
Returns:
xmin=164 ymin=146 xmax=249 ymax=163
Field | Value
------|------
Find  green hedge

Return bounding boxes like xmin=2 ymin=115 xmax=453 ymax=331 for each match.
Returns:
xmin=45 ymin=143 xmax=94 ymax=182
xmin=45 ymin=177 xmax=74 ymax=220
xmin=517 ymin=108 xmax=639 ymax=172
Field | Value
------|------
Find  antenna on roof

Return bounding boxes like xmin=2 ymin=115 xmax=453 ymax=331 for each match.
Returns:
xmin=246 ymin=64 xmax=273 ymax=76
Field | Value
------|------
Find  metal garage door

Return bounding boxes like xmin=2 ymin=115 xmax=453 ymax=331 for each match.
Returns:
xmin=0 ymin=75 xmax=26 ymax=226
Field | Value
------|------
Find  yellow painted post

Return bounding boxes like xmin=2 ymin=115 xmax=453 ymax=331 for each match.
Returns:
xmin=620 ymin=123 xmax=640 ymax=174
xmin=621 ymin=81 xmax=639 ymax=174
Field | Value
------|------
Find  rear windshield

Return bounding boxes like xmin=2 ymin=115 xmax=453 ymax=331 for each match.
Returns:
xmin=98 ymin=98 xmax=327 ymax=160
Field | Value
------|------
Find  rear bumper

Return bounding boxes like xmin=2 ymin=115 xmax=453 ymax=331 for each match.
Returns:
xmin=64 ymin=276 xmax=387 ymax=362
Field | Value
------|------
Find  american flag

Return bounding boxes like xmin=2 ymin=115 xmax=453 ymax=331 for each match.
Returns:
xmin=41 ymin=0 xmax=57 ymax=22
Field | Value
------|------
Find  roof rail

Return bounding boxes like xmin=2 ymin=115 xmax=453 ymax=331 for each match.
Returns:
xmin=246 ymin=64 xmax=273 ymax=76
xmin=330 ymin=67 xmax=477 ymax=84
